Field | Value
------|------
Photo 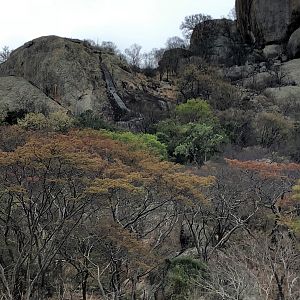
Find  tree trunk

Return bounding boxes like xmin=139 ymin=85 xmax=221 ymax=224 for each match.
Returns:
xmin=82 ymin=272 xmax=89 ymax=300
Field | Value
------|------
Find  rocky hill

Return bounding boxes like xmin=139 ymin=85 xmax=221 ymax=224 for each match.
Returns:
xmin=0 ymin=36 xmax=175 ymax=125
xmin=1 ymin=2 xmax=300 ymax=128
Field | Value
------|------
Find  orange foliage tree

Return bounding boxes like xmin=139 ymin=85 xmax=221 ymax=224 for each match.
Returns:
xmin=0 ymin=129 xmax=212 ymax=300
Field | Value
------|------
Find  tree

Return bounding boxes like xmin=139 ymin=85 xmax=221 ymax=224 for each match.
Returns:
xmin=198 ymin=236 xmax=300 ymax=300
xmin=175 ymin=98 xmax=215 ymax=124
xmin=124 ymin=43 xmax=142 ymax=69
xmin=157 ymin=99 xmax=227 ymax=165
xmin=254 ymin=112 xmax=294 ymax=149
xmin=178 ymin=63 xmax=240 ymax=109
xmin=0 ymin=129 xmax=211 ymax=299
xmin=165 ymin=36 xmax=186 ymax=50
xmin=100 ymin=41 xmax=119 ymax=54
xmin=173 ymin=123 xmax=226 ymax=165
xmin=180 ymin=14 xmax=212 ymax=40
xmin=0 ymin=46 xmax=11 ymax=63
xmin=227 ymin=7 xmax=237 ymax=20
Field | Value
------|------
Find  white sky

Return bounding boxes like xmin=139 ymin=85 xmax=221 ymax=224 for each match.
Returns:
xmin=1 ymin=0 xmax=235 ymax=52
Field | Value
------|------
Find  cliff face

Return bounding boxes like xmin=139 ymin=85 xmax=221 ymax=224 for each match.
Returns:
xmin=0 ymin=36 xmax=173 ymax=121
xmin=236 ymin=0 xmax=300 ymax=45
xmin=0 ymin=76 xmax=64 ymax=120
xmin=0 ymin=36 xmax=109 ymax=115
xmin=190 ymin=19 xmax=245 ymax=66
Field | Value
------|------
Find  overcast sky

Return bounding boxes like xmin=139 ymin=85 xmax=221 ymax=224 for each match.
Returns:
xmin=1 ymin=0 xmax=235 ymax=52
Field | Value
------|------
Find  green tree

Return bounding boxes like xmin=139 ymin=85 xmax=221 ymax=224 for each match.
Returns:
xmin=164 ymin=257 xmax=207 ymax=299
xmin=175 ymin=98 xmax=215 ymax=124
xmin=174 ymin=123 xmax=226 ymax=164
xmin=101 ymin=130 xmax=168 ymax=160
xmin=157 ymin=99 xmax=226 ymax=164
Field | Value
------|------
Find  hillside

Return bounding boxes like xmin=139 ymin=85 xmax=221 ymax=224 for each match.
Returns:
xmin=0 ymin=2 xmax=300 ymax=300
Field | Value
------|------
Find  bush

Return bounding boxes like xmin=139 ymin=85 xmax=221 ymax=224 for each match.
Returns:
xmin=157 ymin=100 xmax=227 ymax=164
xmin=175 ymin=98 xmax=214 ymax=124
xmin=18 ymin=112 xmax=48 ymax=131
xmin=75 ymin=110 xmax=115 ymax=131
xmin=173 ymin=123 xmax=227 ymax=164
xmin=17 ymin=111 xmax=75 ymax=133
xmin=254 ymin=112 xmax=294 ymax=149
xmin=164 ymin=257 xmax=207 ymax=300
xmin=102 ymin=130 xmax=168 ymax=160
xmin=48 ymin=111 xmax=74 ymax=132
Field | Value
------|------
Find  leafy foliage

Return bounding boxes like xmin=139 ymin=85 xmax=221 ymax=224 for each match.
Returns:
xmin=164 ymin=257 xmax=207 ymax=299
xmin=0 ymin=128 xmax=212 ymax=299
xmin=75 ymin=110 xmax=115 ymax=130
xmin=175 ymin=98 xmax=215 ymax=124
xmin=157 ymin=99 xmax=227 ymax=164
xmin=18 ymin=111 xmax=74 ymax=132
xmin=17 ymin=112 xmax=48 ymax=130
xmin=102 ymin=129 xmax=168 ymax=160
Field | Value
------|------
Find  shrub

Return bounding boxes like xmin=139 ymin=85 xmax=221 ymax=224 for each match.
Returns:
xmin=48 ymin=111 xmax=74 ymax=132
xmin=254 ymin=112 xmax=294 ymax=149
xmin=75 ymin=110 xmax=115 ymax=130
xmin=164 ymin=257 xmax=207 ymax=299
xmin=175 ymin=98 xmax=214 ymax=124
xmin=17 ymin=112 xmax=48 ymax=131
xmin=102 ymin=130 xmax=168 ymax=160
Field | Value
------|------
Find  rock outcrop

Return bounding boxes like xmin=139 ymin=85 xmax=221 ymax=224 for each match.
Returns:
xmin=158 ymin=48 xmax=192 ymax=78
xmin=236 ymin=0 xmax=300 ymax=45
xmin=288 ymin=27 xmax=300 ymax=58
xmin=190 ymin=19 xmax=245 ymax=66
xmin=0 ymin=36 xmax=110 ymax=116
xmin=0 ymin=35 xmax=173 ymax=121
xmin=0 ymin=76 xmax=64 ymax=120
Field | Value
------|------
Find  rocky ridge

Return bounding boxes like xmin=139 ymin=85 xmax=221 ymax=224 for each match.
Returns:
xmin=0 ymin=36 xmax=174 ymax=123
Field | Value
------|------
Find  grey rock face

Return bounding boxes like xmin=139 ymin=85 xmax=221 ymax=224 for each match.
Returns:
xmin=287 ymin=27 xmax=300 ymax=58
xmin=281 ymin=58 xmax=300 ymax=85
xmin=236 ymin=0 xmax=300 ymax=45
xmin=0 ymin=76 xmax=64 ymax=120
xmin=0 ymin=36 xmax=110 ymax=116
xmin=190 ymin=19 xmax=246 ymax=66
xmin=0 ymin=36 xmax=172 ymax=122
xmin=263 ymin=45 xmax=283 ymax=60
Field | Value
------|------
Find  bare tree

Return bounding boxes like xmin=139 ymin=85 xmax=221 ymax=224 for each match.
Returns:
xmin=100 ymin=41 xmax=119 ymax=54
xmin=0 ymin=46 xmax=11 ymax=63
xmin=165 ymin=36 xmax=186 ymax=50
xmin=227 ymin=7 xmax=237 ymax=20
xmin=198 ymin=235 xmax=300 ymax=300
xmin=180 ymin=13 xmax=212 ymax=40
xmin=124 ymin=43 xmax=142 ymax=69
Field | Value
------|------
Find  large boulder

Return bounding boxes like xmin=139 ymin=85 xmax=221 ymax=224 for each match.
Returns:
xmin=0 ymin=36 xmax=172 ymax=121
xmin=236 ymin=0 xmax=300 ymax=45
xmin=0 ymin=36 xmax=109 ymax=115
xmin=263 ymin=45 xmax=284 ymax=60
xmin=0 ymin=76 xmax=64 ymax=120
xmin=281 ymin=58 xmax=300 ymax=85
xmin=287 ymin=27 xmax=300 ymax=58
xmin=190 ymin=19 xmax=246 ymax=66
xmin=158 ymin=48 xmax=192 ymax=77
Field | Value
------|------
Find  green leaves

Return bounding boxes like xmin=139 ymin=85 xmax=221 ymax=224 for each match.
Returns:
xmin=174 ymin=123 xmax=226 ymax=164
xmin=102 ymin=129 xmax=168 ymax=160
xmin=175 ymin=98 xmax=215 ymax=124
xmin=157 ymin=99 xmax=227 ymax=165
